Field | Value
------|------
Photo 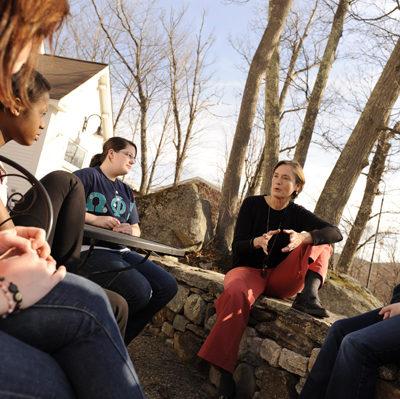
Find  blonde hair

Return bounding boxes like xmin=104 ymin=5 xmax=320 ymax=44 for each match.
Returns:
xmin=0 ymin=0 xmax=69 ymax=108
xmin=273 ymin=160 xmax=305 ymax=199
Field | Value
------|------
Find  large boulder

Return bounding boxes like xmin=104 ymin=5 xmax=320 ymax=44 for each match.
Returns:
xmin=320 ymin=271 xmax=383 ymax=317
xmin=136 ymin=179 xmax=221 ymax=250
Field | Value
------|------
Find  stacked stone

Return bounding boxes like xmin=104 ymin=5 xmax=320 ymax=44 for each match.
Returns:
xmin=149 ymin=256 xmax=400 ymax=399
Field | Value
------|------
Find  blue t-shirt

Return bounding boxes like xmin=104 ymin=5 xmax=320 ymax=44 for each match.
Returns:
xmin=74 ymin=166 xmax=139 ymax=225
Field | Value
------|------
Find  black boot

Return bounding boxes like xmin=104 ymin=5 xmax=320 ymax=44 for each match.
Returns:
xmin=218 ymin=369 xmax=236 ymax=399
xmin=292 ymin=270 xmax=329 ymax=318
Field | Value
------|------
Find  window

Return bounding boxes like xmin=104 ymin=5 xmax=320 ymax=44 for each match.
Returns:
xmin=64 ymin=140 xmax=86 ymax=169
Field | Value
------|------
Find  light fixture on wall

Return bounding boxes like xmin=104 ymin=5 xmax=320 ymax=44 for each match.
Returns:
xmin=73 ymin=114 xmax=103 ymax=146
xmin=81 ymin=114 xmax=103 ymax=136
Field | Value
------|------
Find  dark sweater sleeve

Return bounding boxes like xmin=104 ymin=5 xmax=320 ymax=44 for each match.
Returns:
xmin=231 ymin=197 xmax=257 ymax=257
xmin=296 ymin=205 xmax=343 ymax=245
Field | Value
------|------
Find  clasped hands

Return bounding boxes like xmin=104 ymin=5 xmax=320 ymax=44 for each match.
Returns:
xmin=92 ymin=215 xmax=134 ymax=235
xmin=253 ymin=229 xmax=312 ymax=254
xmin=0 ymin=227 xmax=66 ymax=310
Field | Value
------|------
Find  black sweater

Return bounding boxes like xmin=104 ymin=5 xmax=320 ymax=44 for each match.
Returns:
xmin=231 ymin=195 xmax=343 ymax=270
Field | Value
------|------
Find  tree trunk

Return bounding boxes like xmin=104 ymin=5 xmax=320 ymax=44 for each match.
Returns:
xmin=147 ymin=105 xmax=171 ymax=193
xmin=246 ymin=149 xmax=264 ymax=197
xmin=174 ymin=154 xmax=184 ymax=184
xmin=251 ymin=1 xmax=317 ymax=197
xmin=336 ymin=130 xmax=392 ymax=274
xmin=215 ymin=0 xmax=292 ymax=253
xmin=139 ymin=100 xmax=149 ymax=194
xmin=279 ymin=0 xmax=318 ymax=110
xmin=260 ymin=48 xmax=280 ymax=194
xmin=314 ymin=38 xmax=400 ymax=225
xmin=168 ymin=13 xmax=208 ymax=187
xmin=294 ymin=0 xmax=349 ymax=167
xmin=113 ymin=78 xmax=135 ymax=131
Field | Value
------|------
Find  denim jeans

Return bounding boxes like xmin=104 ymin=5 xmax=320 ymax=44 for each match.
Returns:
xmin=12 ymin=170 xmax=129 ymax=337
xmin=0 ymin=330 xmax=74 ymax=399
xmin=79 ymin=249 xmax=178 ymax=344
xmin=300 ymin=308 xmax=400 ymax=399
xmin=0 ymin=273 xmax=145 ymax=399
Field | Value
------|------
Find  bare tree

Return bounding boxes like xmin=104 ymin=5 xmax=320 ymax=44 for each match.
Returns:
xmin=242 ymin=127 xmax=265 ymax=200
xmin=162 ymin=10 xmax=215 ymax=186
xmin=146 ymin=101 xmax=173 ymax=191
xmin=260 ymin=46 xmax=280 ymax=194
xmin=215 ymin=0 xmax=293 ymax=253
xmin=315 ymin=38 xmax=400 ymax=226
xmin=51 ymin=4 xmax=133 ymax=131
xmin=336 ymin=127 xmax=394 ymax=274
xmin=279 ymin=0 xmax=318 ymax=111
xmin=294 ymin=0 xmax=350 ymax=167
xmin=245 ymin=145 xmax=264 ymax=197
xmin=90 ymin=0 xmax=166 ymax=194
xmin=246 ymin=0 xmax=319 ymax=196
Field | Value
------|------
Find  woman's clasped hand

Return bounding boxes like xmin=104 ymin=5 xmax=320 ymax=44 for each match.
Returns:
xmin=253 ymin=229 xmax=313 ymax=254
xmin=253 ymin=229 xmax=280 ymax=254
xmin=0 ymin=228 xmax=66 ymax=309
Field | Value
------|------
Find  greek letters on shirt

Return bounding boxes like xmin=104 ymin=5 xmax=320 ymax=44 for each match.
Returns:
xmin=86 ymin=192 xmax=128 ymax=218
xmin=87 ymin=192 xmax=107 ymax=213
xmin=74 ymin=166 xmax=140 ymax=225
xmin=86 ymin=191 xmax=135 ymax=221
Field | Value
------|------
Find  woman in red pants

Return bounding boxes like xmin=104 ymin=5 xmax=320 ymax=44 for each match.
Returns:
xmin=198 ymin=160 xmax=343 ymax=398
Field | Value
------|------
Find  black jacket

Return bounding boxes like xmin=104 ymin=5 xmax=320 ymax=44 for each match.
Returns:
xmin=230 ymin=195 xmax=343 ymax=271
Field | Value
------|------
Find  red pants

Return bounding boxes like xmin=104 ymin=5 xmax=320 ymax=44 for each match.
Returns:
xmin=198 ymin=244 xmax=332 ymax=373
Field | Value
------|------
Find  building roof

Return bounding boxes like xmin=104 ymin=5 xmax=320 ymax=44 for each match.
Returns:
xmin=36 ymin=54 xmax=107 ymax=100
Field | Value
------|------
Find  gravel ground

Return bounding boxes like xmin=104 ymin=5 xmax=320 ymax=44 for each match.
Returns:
xmin=129 ymin=331 xmax=211 ymax=399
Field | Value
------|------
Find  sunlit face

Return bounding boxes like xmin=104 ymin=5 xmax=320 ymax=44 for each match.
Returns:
xmin=1 ymin=92 xmax=49 ymax=146
xmin=270 ymin=164 xmax=300 ymax=201
xmin=110 ymin=144 xmax=136 ymax=176
xmin=12 ymin=41 xmax=33 ymax=74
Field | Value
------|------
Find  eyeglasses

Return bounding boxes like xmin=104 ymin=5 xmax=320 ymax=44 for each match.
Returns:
xmin=118 ymin=150 xmax=136 ymax=162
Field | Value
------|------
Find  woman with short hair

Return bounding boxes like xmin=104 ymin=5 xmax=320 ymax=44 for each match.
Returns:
xmin=198 ymin=160 xmax=343 ymax=398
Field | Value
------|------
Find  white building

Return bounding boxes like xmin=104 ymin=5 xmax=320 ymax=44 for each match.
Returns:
xmin=0 ymin=54 xmax=112 ymax=195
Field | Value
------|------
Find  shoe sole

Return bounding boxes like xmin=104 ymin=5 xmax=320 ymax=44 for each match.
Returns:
xmin=292 ymin=303 xmax=329 ymax=319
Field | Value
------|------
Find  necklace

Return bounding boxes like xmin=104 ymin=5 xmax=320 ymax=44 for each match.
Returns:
xmin=107 ymin=175 xmax=119 ymax=196
xmin=110 ymin=179 xmax=122 ymax=206
xmin=111 ymin=179 xmax=119 ymax=195
xmin=261 ymin=204 xmax=286 ymax=277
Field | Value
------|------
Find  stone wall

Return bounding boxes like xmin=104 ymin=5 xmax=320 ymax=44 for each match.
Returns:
xmin=149 ymin=256 xmax=400 ymax=399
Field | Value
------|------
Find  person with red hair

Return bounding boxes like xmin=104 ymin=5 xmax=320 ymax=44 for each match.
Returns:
xmin=0 ymin=2 xmax=145 ymax=397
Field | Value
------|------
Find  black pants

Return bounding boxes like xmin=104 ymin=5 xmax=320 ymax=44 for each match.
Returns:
xmin=12 ymin=170 xmax=128 ymax=337
xmin=12 ymin=170 xmax=85 ymax=267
